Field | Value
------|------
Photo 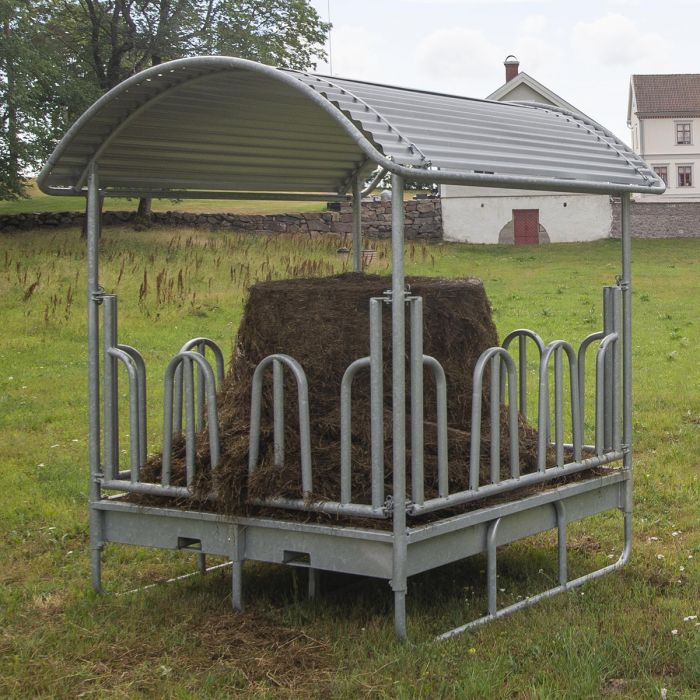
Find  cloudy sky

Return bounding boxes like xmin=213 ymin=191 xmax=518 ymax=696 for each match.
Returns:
xmin=307 ymin=0 xmax=694 ymax=145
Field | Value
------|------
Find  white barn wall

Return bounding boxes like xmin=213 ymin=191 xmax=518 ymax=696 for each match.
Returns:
xmin=441 ymin=185 xmax=612 ymax=243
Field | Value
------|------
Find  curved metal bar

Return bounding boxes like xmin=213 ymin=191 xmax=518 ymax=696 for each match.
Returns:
xmin=595 ymin=333 xmax=619 ymax=456
xmin=360 ymin=167 xmax=388 ymax=197
xmin=436 ymin=506 xmax=632 ymax=639
xmin=340 ymin=356 xmax=370 ymax=505
xmin=248 ymin=353 xmax=312 ymax=496
xmin=577 ymin=330 xmax=605 ymax=435
xmin=423 ymin=355 xmax=449 ymax=498
xmin=107 ymin=347 xmax=141 ymax=481
xmin=501 ymin=329 xmax=545 ymax=419
xmin=117 ymin=344 xmax=147 ymax=466
xmin=537 ymin=341 xmax=582 ymax=470
xmin=162 ymin=351 xmax=220 ymax=489
xmin=179 ymin=337 xmax=225 ymax=385
xmin=470 ymin=347 xmax=519 ymax=490
xmin=177 ymin=337 xmax=225 ymax=434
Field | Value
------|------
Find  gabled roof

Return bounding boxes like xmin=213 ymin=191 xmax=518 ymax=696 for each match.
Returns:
xmin=630 ymin=74 xmax=700 ymax=118
xmin=487 ymin=71 xmax=585 ymax=118
xmin=38 ymin=56 xmax=665 ymax=199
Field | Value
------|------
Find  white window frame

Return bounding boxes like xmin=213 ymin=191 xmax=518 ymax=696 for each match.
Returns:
xmin=675 ymin=121 xmax=692 ymax=145
xmin=677 ymin=163 xmax=693 ymax=188
xmin=652 ymin=164 xmax=669 ymax=187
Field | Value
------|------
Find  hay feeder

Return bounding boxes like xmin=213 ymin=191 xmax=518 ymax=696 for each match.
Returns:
xmin=38 ymin=57 xmax=665 ymax=640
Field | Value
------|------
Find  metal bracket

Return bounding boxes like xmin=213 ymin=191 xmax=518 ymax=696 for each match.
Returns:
xmin=92 ymin=286 xmax=106 ymax=304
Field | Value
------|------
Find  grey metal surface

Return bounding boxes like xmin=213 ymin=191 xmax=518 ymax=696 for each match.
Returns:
xmin=94 ymin=470 xmax=627 ymax=602
xmin=39 ymin=56 xmax=665 ymax=198
xmin=390 ymin=173 xmax=408 ymax=641
xmin=369 ymin=298 xmax=385 ymax=508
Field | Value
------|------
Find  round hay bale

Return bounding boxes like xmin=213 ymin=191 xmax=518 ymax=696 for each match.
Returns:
xmin=142 ymin=273 xmax=542 ymax=517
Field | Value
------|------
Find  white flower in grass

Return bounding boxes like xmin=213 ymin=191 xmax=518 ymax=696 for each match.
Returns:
xmin=683 ymin=615 xmax=697 ymax=622
xmin=657 ymin=554 xmax=665 ymax=560
xmin=671 ymin=629 xmax=679 ymax=635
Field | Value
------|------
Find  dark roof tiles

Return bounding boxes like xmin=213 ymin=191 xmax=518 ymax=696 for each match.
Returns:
xmin=632 ymin=74 xmax=700 ymax=117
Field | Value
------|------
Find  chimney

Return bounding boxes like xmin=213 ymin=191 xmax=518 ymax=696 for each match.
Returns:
xmin=504 ymin=55 xmax=519 ymax=82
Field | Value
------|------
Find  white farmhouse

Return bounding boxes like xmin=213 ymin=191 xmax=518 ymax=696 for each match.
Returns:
xmin=628 ymin=74 xmax=700 ymax=201
xmin=441 ymin=57 xmax=613 ymax=245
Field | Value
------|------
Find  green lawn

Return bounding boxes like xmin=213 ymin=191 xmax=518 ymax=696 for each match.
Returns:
xmin=0 ymin=228 xmax=698 ymax=698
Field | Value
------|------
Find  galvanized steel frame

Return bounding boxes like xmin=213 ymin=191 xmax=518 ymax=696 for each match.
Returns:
xmin=68 ymin=58 xmax=645 ymax=639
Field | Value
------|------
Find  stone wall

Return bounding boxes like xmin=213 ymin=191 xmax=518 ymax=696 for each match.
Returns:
xmin=0 ymin=197 xmax=443 ymax=240
xmin=611 ymin=200 xmax=700 ymax=238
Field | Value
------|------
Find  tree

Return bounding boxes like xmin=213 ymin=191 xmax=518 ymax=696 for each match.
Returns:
xmin=0 ymin=0 xmax=329 ymax=200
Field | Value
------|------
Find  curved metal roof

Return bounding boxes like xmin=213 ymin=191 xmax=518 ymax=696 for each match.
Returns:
xmin=39 ymin=56 xmax=665 ymax=197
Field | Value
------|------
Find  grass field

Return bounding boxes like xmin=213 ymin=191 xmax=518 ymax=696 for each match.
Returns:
xmin=0 ymin=227 xmax=698 ymax=698
xmin=0 ymin=181 xmax=328 ymax=216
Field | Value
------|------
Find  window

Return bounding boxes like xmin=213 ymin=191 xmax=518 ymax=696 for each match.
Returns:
xmin=676 ymin=122 xmax=691 ymax=145
xmin=678 ymin=165 xmax=693 ymax=187
xmin=654 ymin=166 xmax=668 ymax=185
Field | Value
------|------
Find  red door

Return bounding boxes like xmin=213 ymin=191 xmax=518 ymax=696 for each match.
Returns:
xmin=513 ymin=209 xmax=540 ymax=245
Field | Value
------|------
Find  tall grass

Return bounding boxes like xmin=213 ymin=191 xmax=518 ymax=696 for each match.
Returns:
xmin=0 ymin=227 xmax=698 ymax=698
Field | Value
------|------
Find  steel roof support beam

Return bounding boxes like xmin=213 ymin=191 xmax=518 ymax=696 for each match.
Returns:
xmin=62 ymin=190 xmax=351 ymax=202
xmin=390 ymin=172 xmax=408 ymax=641
xmin=86 ymin=163 xmax=104 ymax=595
xmin=352 ymin=174 xmax=362 ymax=272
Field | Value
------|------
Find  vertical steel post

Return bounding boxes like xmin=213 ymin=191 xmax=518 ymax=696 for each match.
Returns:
xmin=603 ymin=287 xmax=614 ymax=449
xmin=490 ymin=356 xmax=500 ymax=483
xmin=196 ymin=342 xmax=206 ymax=432
xmin=86 ymin=163 xmax=103 ymax=593
xmin=273 ymin=359 xmax=285 ymax=466
xmin=611 ymin=287 xmax=622 ymax=450
xmin=390 ymin=174 xmax=408 ymax=641
xmin=620 ymin=194 xmax=633 ymax=523
xmin=554 ymin=348 xmax=564 ymax=467
xmin=410 ymin=297 xmax=424 ymax=505
xmin=519 ymin=338 xmax=528 ymax=418
xmin=369 ymin=298 xmax=385 ymax=508
xmin=352 ymin=174 xmax=362 ymax=272
xmin=102 ymin=295 xmax=118 ymax=481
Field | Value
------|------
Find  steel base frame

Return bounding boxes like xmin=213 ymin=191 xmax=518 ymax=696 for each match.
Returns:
xmin=90 ymin=469 xmax=630 ymax=641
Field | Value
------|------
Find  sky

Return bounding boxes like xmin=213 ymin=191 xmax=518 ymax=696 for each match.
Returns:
xmin=307 ymin=0 xmax=698 ymax=146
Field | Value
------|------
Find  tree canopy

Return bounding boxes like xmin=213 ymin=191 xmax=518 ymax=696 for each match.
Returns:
xmin=0 ymin=0 xmax=329 ymax=199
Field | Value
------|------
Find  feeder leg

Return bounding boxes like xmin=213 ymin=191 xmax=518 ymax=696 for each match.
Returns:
xmin=89 ymin=506 xmax=104 ymax=594
xmin=197 ymin=552 xmax=206 ymax=575
xmin=91 ymin=543 xmax=104 ymax=594
xmin=231 ymin=559 xmax=243 ymax=611
xmin=393 ymin=586 xmax=407 ymax=641
xmin=308 ymin=568 xmax=320 ymax=599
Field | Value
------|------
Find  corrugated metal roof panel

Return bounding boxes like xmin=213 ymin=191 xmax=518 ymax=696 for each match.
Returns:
xmin=39 ymin=56 xmax=665 ymax=197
